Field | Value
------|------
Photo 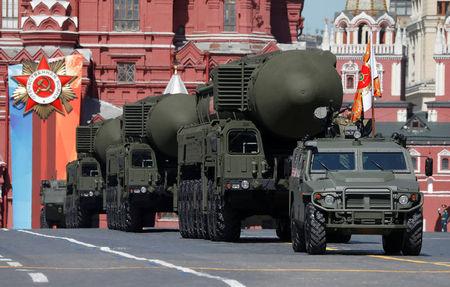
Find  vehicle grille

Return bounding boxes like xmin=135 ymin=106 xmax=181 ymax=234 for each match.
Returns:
xmin=344 ymin=189 xmax=392 ymax=210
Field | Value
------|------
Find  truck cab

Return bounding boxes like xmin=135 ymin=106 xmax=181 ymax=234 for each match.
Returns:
xmin=64 ymin=156 xmax=103 ymax=228
xmin=290 ymin=137 xmax=426 ymax=255
xmin=105 ymin=142 xmax=168 ymax=231
xmin=177 ymin=120 xmax=283 ymax=241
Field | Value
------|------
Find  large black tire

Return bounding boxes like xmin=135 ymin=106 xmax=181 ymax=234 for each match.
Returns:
xmin=305 ymin=203 xmax=326 ymax=255
xmin=40 ymin=209 xmax=49 ymax=228
xmin=193 ymin=180 xmax=202 ymax=239
xmin=106 ymin=205 xmax=113 ymax=230
xmin=187 ymin=181 xmax=196 ymax=238
xmin=402 ymin=211 xmax=423 ymax=256
xmin=124 ymin=200 xmax=142 ymax=232
xmin=206 ymin=180 xmax=216 ymax=240
xmin=211 ymin=193 xmax=241 ymax=242
xmin=382 ymin=231 xmax=403 ymax=254
xmin=291 ymin=221 xmax=306 ymax=252
xmin=195 ymin=179 xmax=210 ymax=240
xmin=276 ymin=218 xmax=291 ymax=242
xmin=77 ymin=203 xmax=92 ymax=228
xmin=179 ymin=181 xmax=189 ymax=238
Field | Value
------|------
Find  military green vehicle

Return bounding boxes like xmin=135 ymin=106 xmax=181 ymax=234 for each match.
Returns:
xmin=176 ymin=49 xmax=343 ymax=241
xmin=40 ymin=180 xmax=67 ymax=228
xmin=290 ymin=132 xmax=430 ymax=255
xmin=64 ymin=120 xmax=120 ymax=228
xmin=65 ymin=156 xmax=103 ymax=228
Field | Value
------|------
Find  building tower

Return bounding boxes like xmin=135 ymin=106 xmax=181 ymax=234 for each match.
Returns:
xmin=323 ymin=0 xmax=408 ymax=122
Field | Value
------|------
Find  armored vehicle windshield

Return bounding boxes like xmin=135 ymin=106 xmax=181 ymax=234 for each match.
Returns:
xmin=362 ymin=152 xmax=407 ymax=171
xmin=131 ymin=150 xmax=153 ymax=168
xmin=228 ymin=130 xmax=259 ymax=154
xmin=81 ymin=163 xmax=98 ymax=177
xmin=311 ymin=152 xmax=355 ymax=172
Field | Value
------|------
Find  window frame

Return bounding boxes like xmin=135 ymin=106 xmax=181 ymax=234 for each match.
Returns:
xmin=113 ymin=0 xmax=140 ymax=32
xmin=117 ymin=62 xmax=136 ymax=84
xmin=227 ymin=129 xmax=260 ymax=155
xmin=361 ymin=151 xmax=409 ymax=173
xmin=223 ymin=0 xmax=236 ymax=32
xmin=310 ymin=152 xmax=356 ymax=173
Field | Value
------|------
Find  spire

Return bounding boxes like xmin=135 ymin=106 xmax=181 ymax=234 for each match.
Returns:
xmin=321 ymin=19 xmax=330 ymax=51
xmin=164 ymin=66 xmax=188 ymax=95
xmin=394 ymin=26 xmax=402 ymax=55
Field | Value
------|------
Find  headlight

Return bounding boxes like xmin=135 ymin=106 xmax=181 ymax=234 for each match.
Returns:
xmin=89 ymin=191 xmax=94 ymax=197
xmin=399 ymin=195 xmax=409 ymax=205
xmin=241 ymin=180 xmax=250 ymax=190
xmin=141 ymin=186 xmax=147 ymax=193
xmin=324 ymin=195 xmax=335 ymax=205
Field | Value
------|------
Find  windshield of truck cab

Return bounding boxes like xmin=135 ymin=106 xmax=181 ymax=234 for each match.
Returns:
xmin=362 ymin=152 xmax=407 ymax=171
xmin=311 ymin=152 xmax=355 ymax=172
xmin=132 ymin=150 xmax=153 ymax=168
xmin=81 ymin=163 xmax=99 ymax=177
xmin=228 ymin=130 xmax=259 ymax=154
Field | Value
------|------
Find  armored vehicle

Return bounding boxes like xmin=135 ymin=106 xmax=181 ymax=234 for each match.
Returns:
xmin=40 ymin=180 xmax=66 ymax=228
xmin=290 ymin=134 xmax=430 ymax=255
xmin=176 ymin=49 xmax=343 ymax=241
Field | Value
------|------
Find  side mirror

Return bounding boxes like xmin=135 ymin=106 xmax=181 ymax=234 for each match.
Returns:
xmin=425 ymin=158 xmax=433 ymax=177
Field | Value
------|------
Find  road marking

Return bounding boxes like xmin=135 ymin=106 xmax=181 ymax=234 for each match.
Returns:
xmin=7 ymin=261 xmax=23 ymax=267
xmin=18 ymin=230 xmax=246 ymax=287
xmin=28 ymin=273 xmax=49 ymax=283
xmin=1 ymin=228 xmax=9 ymax=231
xmin=369 ymin=255 xmax=450 ymax=268
xmin=0 ymin=258 xmax=12 ymax=261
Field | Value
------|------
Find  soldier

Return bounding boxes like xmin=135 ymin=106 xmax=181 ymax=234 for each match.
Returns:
xmin=438 ymin=205 xmax=449 ymax=232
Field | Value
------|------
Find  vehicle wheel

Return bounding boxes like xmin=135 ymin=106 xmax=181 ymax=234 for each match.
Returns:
xmin=305 ymin=203 xmax=326 ymax=255
xmin=276 ymin=218 xmax=291 ymax=242
xmin=179 ymin=181 xmax=189 ymax=238
xmin=382 ymin=231 xmax=403 ymax=254
xmin=187 ymin=180 xmax=196 ymax=238
xmin=40 ymin=208 xmax=49 ymax=228
xmin=195 ymin=179 xmax=208 ymax=239
xmin=291 ymin=208 xmax=306 ymax=252
xmin=77 ymin=203 xmax=92 ymax=228
xmin=91 ymin=213 xmax=99 ymax=228
xmin=402 ymin=211 xmax=423 ymax=256
xmin=206 ymin=180 xmax=216 ymax=240
xmin=106 ymin=205 xmax=113 ymax=230
xmin=124 ymin=200 xmax=142 ymax=232
xmin=211 ymin=193 xmax=241 ymax=242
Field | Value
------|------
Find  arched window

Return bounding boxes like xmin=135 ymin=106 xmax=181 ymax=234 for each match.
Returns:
xmin=342 ymin=61 xmax=359 ymax=93
xmin=224 ymin=0 xmax=236 ymax=32
xmin=358 ymin=23 xmax=371 ymax=44
xmin=114 ymin=0 xmax=139 ymax=31
xmin=379 ymin=27 xmax=387 ymax=44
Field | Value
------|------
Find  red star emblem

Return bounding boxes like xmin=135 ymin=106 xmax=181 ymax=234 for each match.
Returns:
xmin=13 ymin=57 xmax=75 ymax=113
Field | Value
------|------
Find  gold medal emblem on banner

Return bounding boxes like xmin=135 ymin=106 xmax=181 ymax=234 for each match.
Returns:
xmin=12 ymin=56 xmax=78 ymax=119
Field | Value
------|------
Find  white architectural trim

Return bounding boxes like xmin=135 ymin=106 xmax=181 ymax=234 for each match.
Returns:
xmin=438 ymin=150 xmax=450 ymax=174
xmin=391 ymin=62 xmax=401 ymax=96
xmin=79 ymin=43 xmax=175 ymax=49
xmin=436 ymin=62 xmax=446 ymax=96
xmin=341 ymin=61 xmax=359 ymax=93
xmin=409 ymin=148 xmax=421 ymax=173
xmin=350 ymin=12 xmax=377 ymax=26
xmin=30 ymin=0 xmax=70 ymax=10
xmin=21 ymin=16 xmax=78 ymax=28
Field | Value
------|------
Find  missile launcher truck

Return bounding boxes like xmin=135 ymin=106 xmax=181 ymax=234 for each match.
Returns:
xmin=40 ymin=179 xmax=67 ymax=228
xmin=103 ymin=94 xmax=197 ymax=231
xmin=289 ymin=121 xmax=431 ymax=255
xmin=64 ymin=120 xmax=120 ymax=228
xmin=176 ymin=50 xmax=343 ymax=241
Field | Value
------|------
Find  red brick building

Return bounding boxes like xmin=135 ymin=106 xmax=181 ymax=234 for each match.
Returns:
xmin=0 ymin=0 xmax=305 ymax=227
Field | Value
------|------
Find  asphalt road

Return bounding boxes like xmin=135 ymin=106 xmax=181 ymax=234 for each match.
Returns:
xmin=0 ymin=228 xmax=449 ymax=287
